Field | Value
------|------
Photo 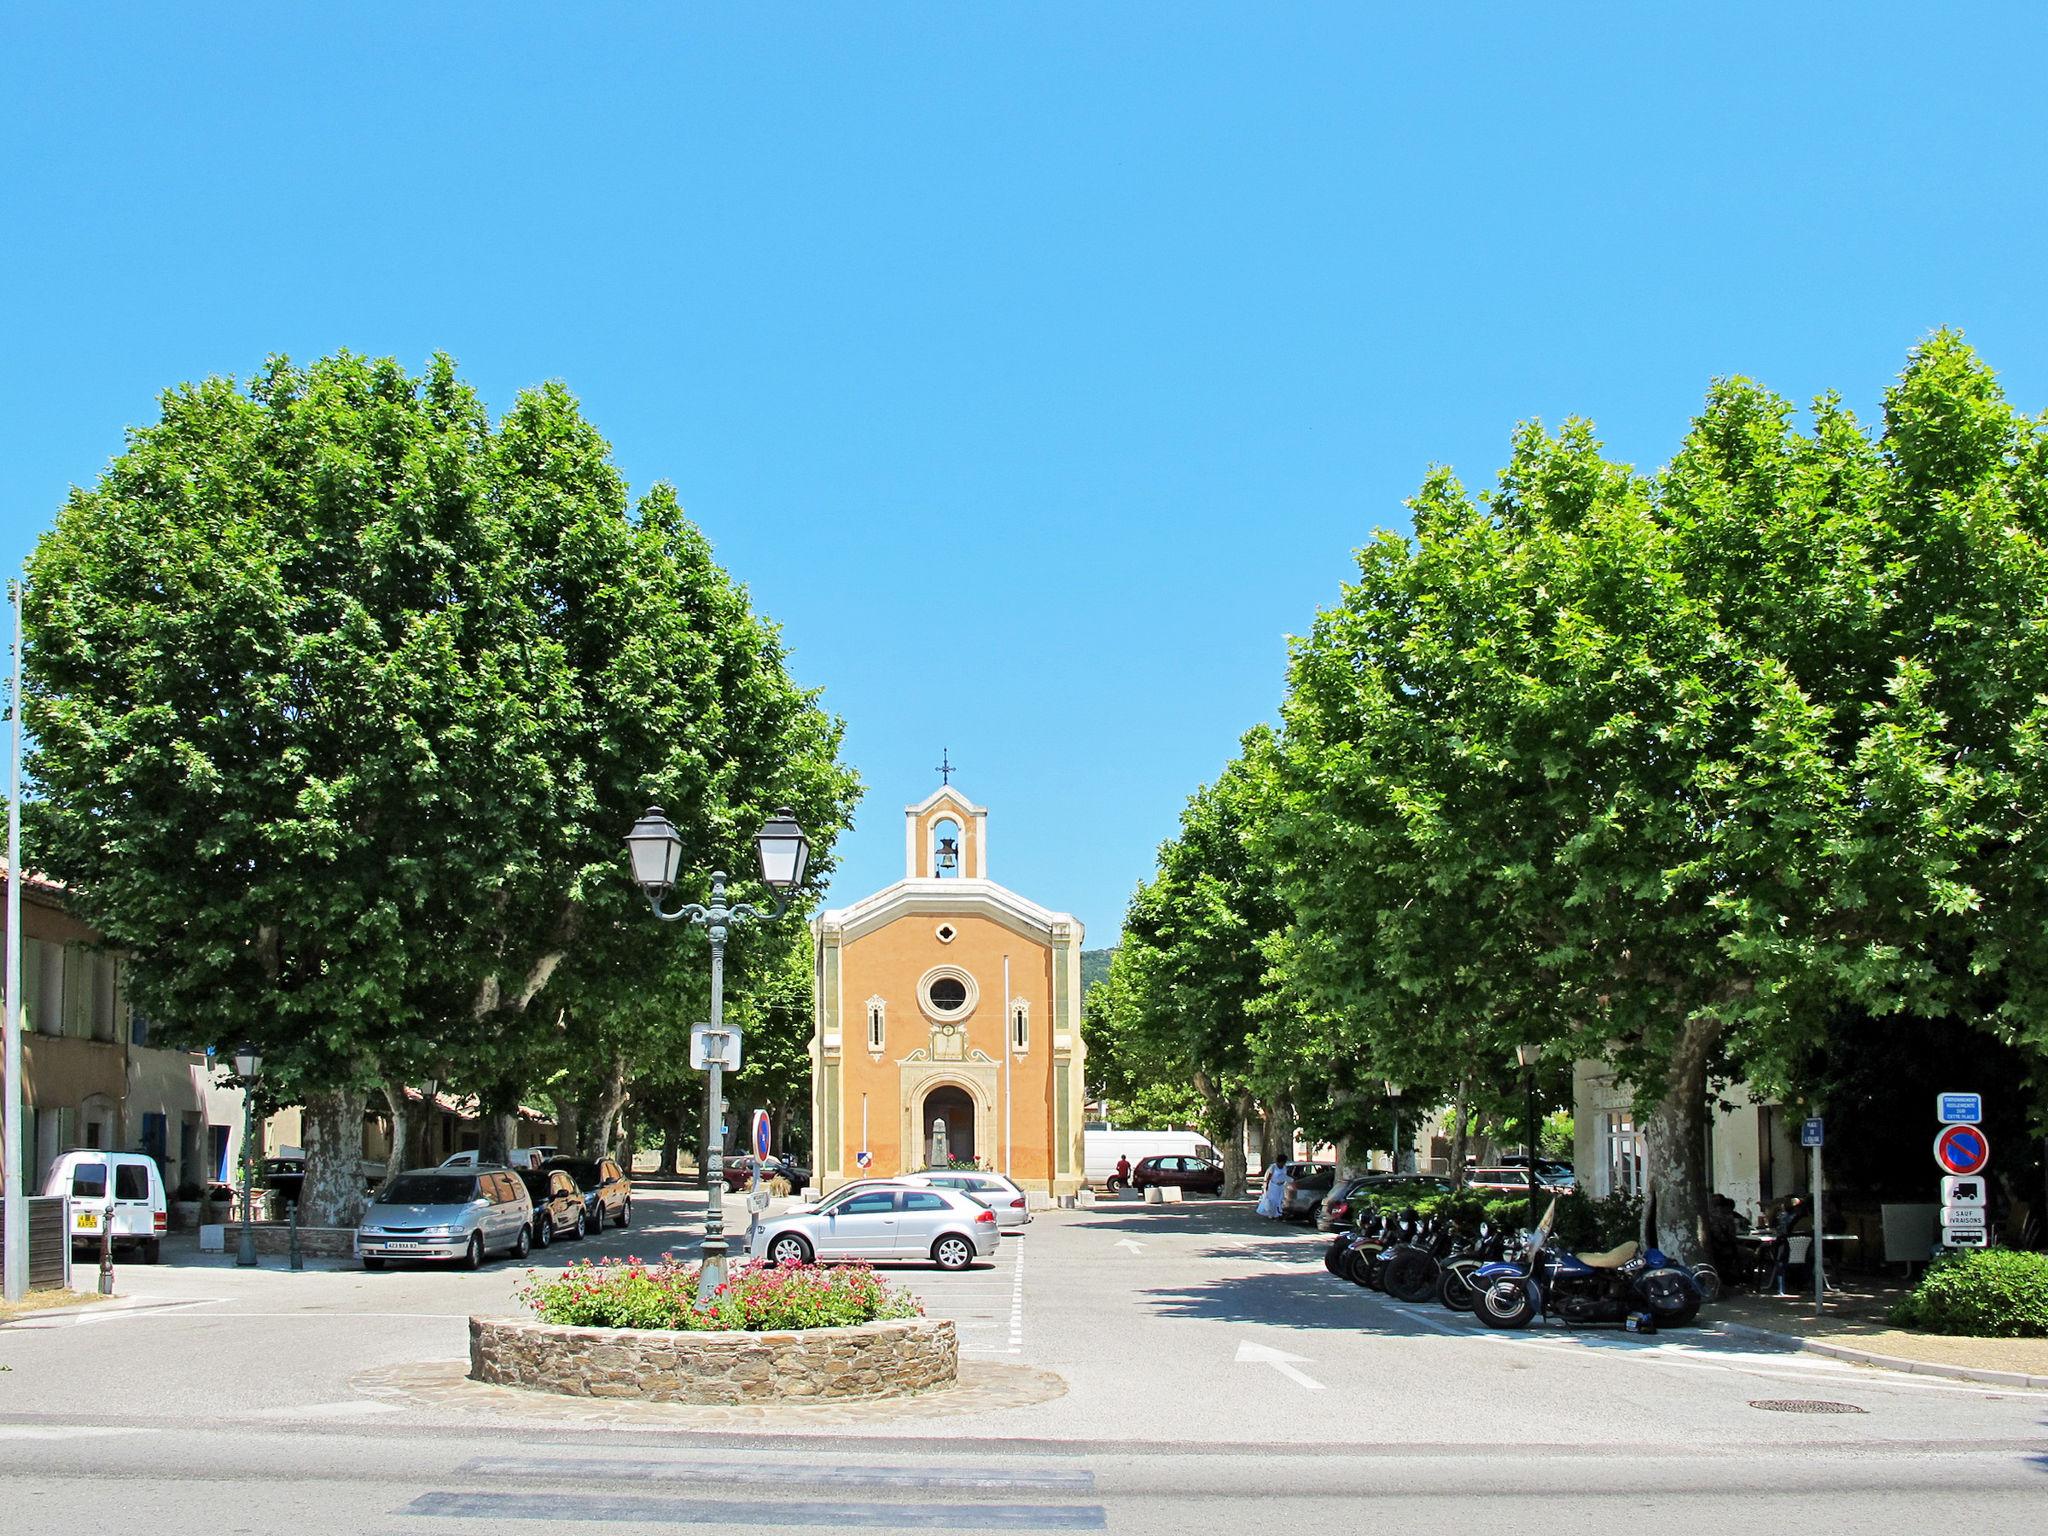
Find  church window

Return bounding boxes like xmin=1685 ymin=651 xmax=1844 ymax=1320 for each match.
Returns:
xmin=935 ymin=923 xmax=957 ymax=944
xmin=928 ymin=976 xmax=967 ymax=1013
xmin=866 ymin=997 xmax=886 ymax=1053
xmin=1009 ymin=998 xmax=1030 ymax=1053
xmin=917 ymin=964 xmax=979 ymax=1022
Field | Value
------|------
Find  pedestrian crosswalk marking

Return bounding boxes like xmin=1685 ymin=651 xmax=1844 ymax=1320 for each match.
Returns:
xmin=457 ymin=1455 xmax=1093 ymax=1491
xmin=402 ymin=1490 xmax=1107 ymax=1528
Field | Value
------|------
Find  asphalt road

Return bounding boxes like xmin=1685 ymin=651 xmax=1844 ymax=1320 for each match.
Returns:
xmin=2 ymin=1184 xmax=2043 ymax=1532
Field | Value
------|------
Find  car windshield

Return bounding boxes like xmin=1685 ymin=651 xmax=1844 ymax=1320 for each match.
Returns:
xmin=377 ymin=1174 xmax=474 ymax=1206
xmin=550 ymin=1160 xmax=602 ymax=1186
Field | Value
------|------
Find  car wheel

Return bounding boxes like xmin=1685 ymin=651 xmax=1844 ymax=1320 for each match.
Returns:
xmin=768 ymin=1233 xmax=811 ymax=1267
xmin=462 ymin=1233 xmax=484 ymax=1271
xmin=616 ymin=1199 xmax=630 ymax=1229
xmin=512 ymin=1224 xmax=531 ymax=1260
xmin=1105 ymin=1177 xmax=1124 ymax=1193
xmin=577 ymin=1209 xmax=591 ymax=1239
xmin=535 ymin=1216 xmax=552 ymax=1249
xmin=363 ymin=1256 xmax=385 ymax=1271
xmin=932 ymin=1235 xmax=974 ymax=1271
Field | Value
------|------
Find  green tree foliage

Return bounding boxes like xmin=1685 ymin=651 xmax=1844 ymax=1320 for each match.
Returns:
xmin=1272 ymin=332 xmax=2048 ymax=1257
xmin=24 ymin=352 xmax=858 ymax=1221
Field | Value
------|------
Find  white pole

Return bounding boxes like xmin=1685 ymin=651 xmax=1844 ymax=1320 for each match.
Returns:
xmin=4 ymin=579 xmax=26 ymax=1302
xmin=860 ymin=1093 xmax=867 ymax=1164
xmin=1812 ymin=1135 xmax=1825 ymax=1317
xmin=1002 ymin=954 xmax=1011 ymax=1179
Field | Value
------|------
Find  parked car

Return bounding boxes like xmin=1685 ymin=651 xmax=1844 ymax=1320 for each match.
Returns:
xmin=1497 ymin=1154 xmax=1577 ymax=1189
xmin=260 ymin=1156 xmax=306 ymax=1210
xmin=440 ymin=1147 xmax=550 ymax=1171
xmin=544 ymin=1155 xmax=631 ymax=1229
xmin=1317 ymin=1173 xmax=1455 ymax=1231
xmin=515 ymin=1167 xmax=587 ymax=1248
xmin=749 ymin=1183 xmax=998 ymax=1270
xmin=903 ymin=1169 xmax=1032 ymax=1228
xmin=1466 ymin=1165 xmax=1575 ymax=1196
xmin=43 ymin=1149 xmax=166 ymax=1263
xmin=1131 ymin=1154 xmax=1225 ymax=1196
xmin=1278 ymin=1161 xmax=1337 ymax=1221
xmin=357 ymin=1167 xmax=533 ymax=1269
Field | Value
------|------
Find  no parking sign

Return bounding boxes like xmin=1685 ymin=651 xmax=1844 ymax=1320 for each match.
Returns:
xmin=1933 ymin=1123 xmax=1990 ymax=1178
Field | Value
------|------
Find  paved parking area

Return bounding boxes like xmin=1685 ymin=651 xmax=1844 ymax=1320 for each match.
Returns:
xmin=896 ymin=1228 xmax=1027 ymax=1357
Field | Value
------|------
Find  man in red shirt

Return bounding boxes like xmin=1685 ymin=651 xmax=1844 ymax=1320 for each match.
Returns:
xmin=1115 ymin=1155 xmax=1132 ymax=1189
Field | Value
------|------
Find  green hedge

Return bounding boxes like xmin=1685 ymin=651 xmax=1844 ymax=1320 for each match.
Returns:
xmin=1348 ymin=1185 xmax=1641 ymax=1251
xmin=1887 ymin=1249 xmax=2048 ymax=1338
xmin=518 ymin=1256 xmax=924 ymax=1332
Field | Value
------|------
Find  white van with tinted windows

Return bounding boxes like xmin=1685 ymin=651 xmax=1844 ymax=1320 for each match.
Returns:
xmin=42 ymin=1149 xmax=167 ymax=1263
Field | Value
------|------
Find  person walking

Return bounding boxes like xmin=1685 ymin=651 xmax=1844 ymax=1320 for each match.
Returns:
xmin=1255 ymin=1159 xmax=1288 ymax=1218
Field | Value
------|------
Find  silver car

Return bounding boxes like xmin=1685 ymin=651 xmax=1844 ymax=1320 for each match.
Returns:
xmin=751 ymin=1183 xmax=999 ymax=1270
xmin=357 ymin=1168 xmax=533 ymax=1269
xmin=899 ymin=1170 xmax=1033 ymax=1228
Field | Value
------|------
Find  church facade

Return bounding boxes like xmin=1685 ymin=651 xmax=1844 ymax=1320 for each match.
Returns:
xmin=809 ymin=785 xmax=1087 ymax=1196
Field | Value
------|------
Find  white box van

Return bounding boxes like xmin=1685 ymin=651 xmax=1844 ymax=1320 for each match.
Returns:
xmin=1084 ymin=1129 xmax=1218 ymax=1188
xmin=42 ymin=1149 xmax=167 ymax=1264
xmin=439 ymin=1146 xmax=552 ymax=1171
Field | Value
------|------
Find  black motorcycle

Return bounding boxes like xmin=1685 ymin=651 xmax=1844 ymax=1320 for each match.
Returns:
xmin=1435 ymin=1221 xmax=1509 ymax=1312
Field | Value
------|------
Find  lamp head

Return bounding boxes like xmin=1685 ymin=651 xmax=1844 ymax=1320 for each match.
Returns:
xmin=755 ymin=806 xmax=811 ymax=892
xmin=624 ymin=806 xmax=685 ymax=895
xmin=233 ymin=1043 xmax=262 ymax=1080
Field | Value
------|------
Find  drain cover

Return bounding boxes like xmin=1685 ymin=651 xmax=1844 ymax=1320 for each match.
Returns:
xmin=1748 ymin=1399 xmax=1866 ymax=1414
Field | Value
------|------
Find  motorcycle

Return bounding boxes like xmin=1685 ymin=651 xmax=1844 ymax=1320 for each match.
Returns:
xmin=1435 ymin=1221 xmax=1508 ymax=1312
xmin=1380 ymin=1213 xmax=1459 ymax=1303
xmin=1471 ymin=1202 xmax=1702 ymax=1331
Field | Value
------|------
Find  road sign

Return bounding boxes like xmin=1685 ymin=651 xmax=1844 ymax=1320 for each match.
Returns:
xmin=855 ymin=1149 xmax=872 ymax=1169
xmin=751 ymin=1109 xmax=772 ymax=1160
xmin=1942 ymin=1225 xmax=1989 ymax=1249
xmin=1936 ymin=1092 xmax=1982 ymax=1124
xmin=1933 ymin=1123 xmax=1990 ymax=1177
xmin=746 ymin=1189 xmax=772 ymax=1214
xmin=1941 ymin=1175 xmax=1987 ymax=1207
xmin=1942 ymin=1204 xmax=1986 ymax=1230
xmin=689 ymin=1023 xmax=741 ymax=1071
xmin=1800 ymin=1117 xmax=1824 ymax=1148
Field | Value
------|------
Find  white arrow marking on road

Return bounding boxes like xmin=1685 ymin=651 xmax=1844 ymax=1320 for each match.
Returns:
xmin=1235 ymin=1340 xmax=1323 ymax=1391
xmin=1113 ymin=1239 xmax=1146 ymax=1254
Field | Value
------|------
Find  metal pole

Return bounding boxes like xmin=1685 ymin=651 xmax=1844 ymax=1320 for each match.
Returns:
xmin=288 ymin=1194 xmax=303 ymax=1271
xmin=97 ymin=1196 xmax=114 ymax=1294
xmin=1526 ymin=1069 xmax=1539 ymax=1235
xmin=3 ymin=578 xmax=24 ymax=1302
xmin=1002 ymin=953 xmax=1011 ymax=1179
xmin=1811 ymin=1139 xmax=1824 ymax=1316
xmin=700 ymin=872 xmax=729 ymax=1292
xmin=236 ymin=1088 xmax=257 ymax=1266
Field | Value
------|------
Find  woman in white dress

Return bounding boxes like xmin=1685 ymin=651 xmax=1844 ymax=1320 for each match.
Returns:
xmin=1255 ymin=1160 xmax=1288 ymax=1218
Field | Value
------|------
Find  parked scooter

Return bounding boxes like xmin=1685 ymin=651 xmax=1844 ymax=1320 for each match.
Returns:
xmin=1470 ymin=1202 xmax=1703 ymax=1331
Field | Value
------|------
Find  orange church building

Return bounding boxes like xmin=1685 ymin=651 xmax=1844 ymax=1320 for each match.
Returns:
xmin=810 ymin=784 xmax=1087 ymax=1196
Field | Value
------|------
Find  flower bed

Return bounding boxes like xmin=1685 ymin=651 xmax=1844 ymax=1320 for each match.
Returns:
xmin=474 ymin=1257 xmax=952 ymax=1403
xmin=518 ymin=1255 xmax=922 ymax=1331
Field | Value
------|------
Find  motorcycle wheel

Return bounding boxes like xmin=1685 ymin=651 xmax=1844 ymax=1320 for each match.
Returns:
xmin=1341 ymin=1247 xmax=1376 ymax=1288
xmin=1438 ymin=1260 xmax=1480 ymax=1313
xmin=1477 ymin=1277 xmax=1536 ymax=1329
xmin=1323 ymin=1237 xmax=1349 ymax=1276
xmin=1383 ymin=1248 xmax=1440 ymax=1303
xmin=1640 ymin=1268 xmax=1701 ymax=1327
xmin=1689 ymin=1263 xmax=1723 ymax=1304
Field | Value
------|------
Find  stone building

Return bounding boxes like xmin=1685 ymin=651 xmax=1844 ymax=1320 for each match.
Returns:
xmin=810 ymin=784 xmax=1086 ymax=1196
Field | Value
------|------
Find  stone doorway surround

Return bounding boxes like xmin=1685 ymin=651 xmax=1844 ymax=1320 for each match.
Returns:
xmin=900 ymin=1054 xmax=997 ymax=1172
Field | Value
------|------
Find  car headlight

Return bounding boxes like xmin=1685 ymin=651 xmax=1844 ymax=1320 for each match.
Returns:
xmin=418 ymin=1226 xmax=455 ymax=1237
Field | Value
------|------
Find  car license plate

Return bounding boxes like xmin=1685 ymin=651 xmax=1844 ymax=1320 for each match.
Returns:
xmin=385 ymin=1240 xmax=422 ymax=1250
xmin=77 ymin=1210 xmax=99 ymax=1229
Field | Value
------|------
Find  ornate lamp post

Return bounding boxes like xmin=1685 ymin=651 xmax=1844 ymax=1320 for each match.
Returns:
xmin=1515 ymin=1041 xmax=1541 ymax=1234
xmin=625 ymin=805 xmax=809 ymax=1293
xmin=1382 ymin=1079 xmax=1403 ymax=1174
xmin=233 ymin=1043 xmax=263 ymax=1267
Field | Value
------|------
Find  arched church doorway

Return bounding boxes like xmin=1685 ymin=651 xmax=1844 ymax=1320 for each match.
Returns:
xmin=920 ymin=1084 xmax=976 ymax=1168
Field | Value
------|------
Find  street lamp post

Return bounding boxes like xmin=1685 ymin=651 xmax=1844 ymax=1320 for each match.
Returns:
xmin=1382 ymin=1080 xmax=1403 ymax=1174
xmin=626 ymin=805 xmax=809 ymax=1294
xmin=233 ymin=1043 xmax=263 ymax=1267
xmin=1515 ymin=1042 xmax=1540 ymax=1235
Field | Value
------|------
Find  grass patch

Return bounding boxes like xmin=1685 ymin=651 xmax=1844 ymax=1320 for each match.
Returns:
xmin=0 ymin=1288 xmax=103 ymax=1324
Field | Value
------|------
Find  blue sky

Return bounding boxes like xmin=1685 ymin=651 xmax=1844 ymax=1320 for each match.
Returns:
xmin=4 ymin=6 xmax=2044 ymax=940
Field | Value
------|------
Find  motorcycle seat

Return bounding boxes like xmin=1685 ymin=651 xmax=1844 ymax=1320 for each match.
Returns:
xmin=1573 ymin=1240 xmax=1640 ymax=1269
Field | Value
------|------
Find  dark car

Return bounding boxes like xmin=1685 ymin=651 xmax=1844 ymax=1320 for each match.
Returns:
xmin=1278 ymin=1161 xmax=1337 ymax=1221
xmin=544 ymin=1156 xmax=631 ymax=1230
xmin=516 ymin=1167 xmax=588 ymax=1247
xmin=260 ymin=1156 xmax=305 ymax=1210
xmin=1318 ymin=1173 xmax=1455 ymax=1231
xmin=1131 ymin=1154 xmax=1225 ymax=1195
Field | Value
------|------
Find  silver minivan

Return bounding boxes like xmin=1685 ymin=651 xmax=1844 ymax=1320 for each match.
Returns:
xmin=357 ymin=1168 xmax=532 ymax=1269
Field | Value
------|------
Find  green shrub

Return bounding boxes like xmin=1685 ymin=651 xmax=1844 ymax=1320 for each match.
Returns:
xmin=1887 ymin=1249 xmax=2048 ymax=1338
xmin=517 ymin=1255 xmax=924 ymax=1332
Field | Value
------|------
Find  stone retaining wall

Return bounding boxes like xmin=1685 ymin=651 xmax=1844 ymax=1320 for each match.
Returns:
xmin=197 ymin=1222 xmax=358 ymax=1259
xmin=469 ymin=1314 xmax=957 ymax=1403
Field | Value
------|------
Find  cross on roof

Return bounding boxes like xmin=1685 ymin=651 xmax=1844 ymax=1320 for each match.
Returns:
xmin=935 ymin=748 xmax=955 ymax=786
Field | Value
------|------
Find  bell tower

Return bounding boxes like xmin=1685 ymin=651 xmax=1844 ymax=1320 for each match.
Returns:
xmin=904 ymin=784 xmax=988 ymax=881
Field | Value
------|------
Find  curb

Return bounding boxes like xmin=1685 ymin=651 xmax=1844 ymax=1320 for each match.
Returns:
xmin=1713 ymin=1319 xmax=2048 ymax=1390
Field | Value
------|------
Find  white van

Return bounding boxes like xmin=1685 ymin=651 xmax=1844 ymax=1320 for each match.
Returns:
xmin=42 ymin=1149 xmax=167 ymax=1263
xmin=1084 ymin=1129 xmax=1218 ymax=1188
xmin=439 ymin=1146 xmax=551 ymax=1171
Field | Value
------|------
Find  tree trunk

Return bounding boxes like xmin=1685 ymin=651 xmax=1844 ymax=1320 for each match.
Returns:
xmin=379 ymin=1079 xmax=411 ymax=1179
xmin=1448 ymin=1079 xmax=1470 ymax=1189
xmin=658 ymin=1109 xmax=681 ymax=1177
xmin=591 ymin=1053 xmax=629 ymax=1157
xmin=1642 ymin=1013 xmax=1722 ymax=1265
xmin=552 ymin=1093 xmax=582 ymax=1161
xmin=301 ymin=1086 xmax=369 ymax=1227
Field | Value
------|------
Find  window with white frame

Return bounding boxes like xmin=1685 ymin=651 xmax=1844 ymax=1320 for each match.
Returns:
xmin=866 ymin=996 xmax=886 ymax=1054
xmin=1598 ymin=1110 xmax=1645 ymax=1197
xmin=1009 ymin=998 xmax=1029 ymax=1054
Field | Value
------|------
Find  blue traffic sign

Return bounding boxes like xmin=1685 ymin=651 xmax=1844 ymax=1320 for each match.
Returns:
xmin=1800 ymin=1117 xmax=1824 ymax=1148
xmin=1937 ymin=1092 xmax=1982 ymax=1125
